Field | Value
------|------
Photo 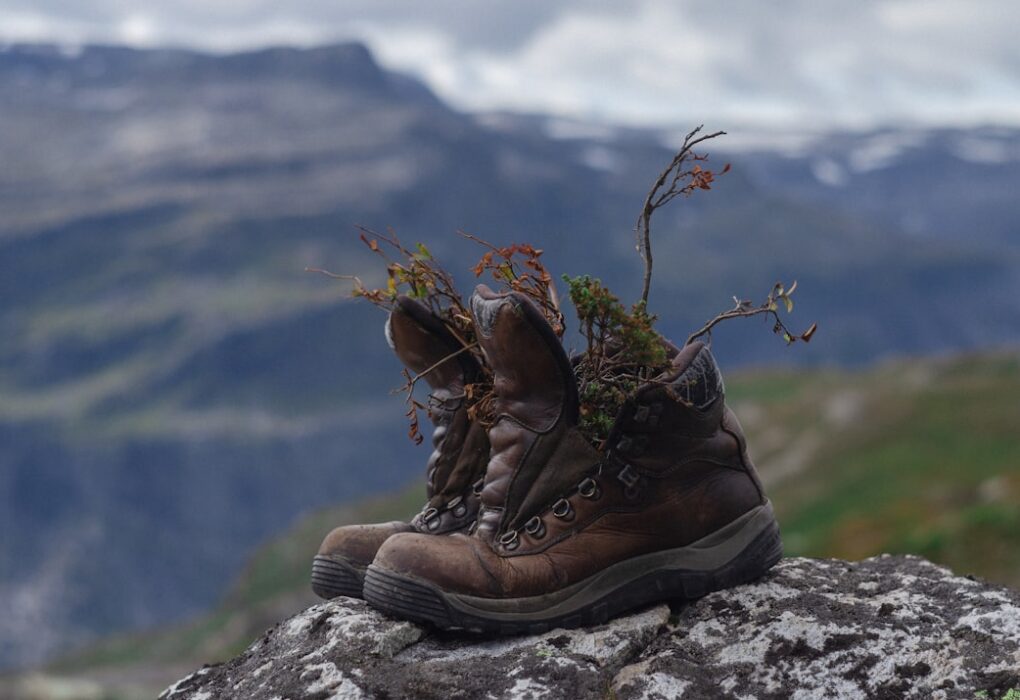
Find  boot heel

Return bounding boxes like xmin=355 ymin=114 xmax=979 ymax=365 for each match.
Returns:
xmin=709 ymin=518 xmax=783 ymax=594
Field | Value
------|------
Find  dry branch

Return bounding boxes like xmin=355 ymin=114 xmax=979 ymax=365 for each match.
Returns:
xmin=635 ymin=125 xmax=727 ymax=306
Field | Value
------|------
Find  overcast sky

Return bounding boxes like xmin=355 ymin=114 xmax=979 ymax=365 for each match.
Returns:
xmin=3 ymin=0 xmax=1019 ymax=129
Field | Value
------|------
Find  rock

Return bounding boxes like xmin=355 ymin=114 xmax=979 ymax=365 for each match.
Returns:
xmin=162 ymin=556 xmax=1020 ymax=700
xmin=615 ymin=555 xmax=1020 ymax=699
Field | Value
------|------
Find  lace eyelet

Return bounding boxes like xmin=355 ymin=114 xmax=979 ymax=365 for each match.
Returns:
xmin=578 ymin=477 xmax=601 ymax=500
xmin=617 ymin=464 xmax=644 ymax=500
xmin=447 ymin=495 xmax=467 ymax=517
xmin=552 ymin=498 xmax=574 ymax=521
xmin=422 ymin=507 xmax=441 ymax=531
xmin=499 ymin=530 xmax=520 ymax=550
xmin=524 ymin=516 xmax=546 ymax=539
xmin=472 ymin=478 xmax=485 ymax=495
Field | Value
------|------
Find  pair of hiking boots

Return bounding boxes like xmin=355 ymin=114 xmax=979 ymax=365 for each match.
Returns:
xmin=311 ymin=285 xmax=781 ymax=633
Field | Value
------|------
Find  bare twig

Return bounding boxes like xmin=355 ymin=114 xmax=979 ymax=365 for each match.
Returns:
xmin=401 ymin=342 xmax=480 ymax=394
xmin=310 ymin=226 xmax=497 ymax=443
xmin=305 ymin=267 xmax=357 ymax=281
xmin=457 ymin=230 xmax=499 ymax=252
xmin=635 ymin=125 xmax=727 ymax=306
xmin=685 ymin=282 xmax=818 ymax=347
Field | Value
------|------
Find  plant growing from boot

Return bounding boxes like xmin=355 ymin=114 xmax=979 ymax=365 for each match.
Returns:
xmin=308 ymin=226 xmax=486 ymax=443
xmin=313 ymin=125 xmax=816 ymax=450
xmin=461 ymin=231 xmax=564 ymax=337
xmin=563 ymin=275 xmax=667 ymax=446
xmin=632 ymin=125 xmax=816 ymax=347
xmin=308 ymin=227 xmax=563 ymax=442
xmin=566 ymin=125 xmax=816 ymax=449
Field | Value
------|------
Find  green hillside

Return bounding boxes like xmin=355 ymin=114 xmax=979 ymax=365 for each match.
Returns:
xmin=7 ymin=350 xmax=1019 ymax=699
xmin=731 ymin=351 xmax=1020 ymax=584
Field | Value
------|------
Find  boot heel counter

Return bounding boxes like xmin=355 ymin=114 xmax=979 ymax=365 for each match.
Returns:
xmin=721 ymin=406 xmax=767 ymax=504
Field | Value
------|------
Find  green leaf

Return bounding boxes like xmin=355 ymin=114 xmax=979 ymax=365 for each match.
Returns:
xmin=415 ymin=242 xmax=433 ymax=260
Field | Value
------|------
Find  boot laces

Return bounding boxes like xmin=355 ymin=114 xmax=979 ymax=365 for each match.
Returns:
xmin=497 ymin=463 xmax=605 ymax=551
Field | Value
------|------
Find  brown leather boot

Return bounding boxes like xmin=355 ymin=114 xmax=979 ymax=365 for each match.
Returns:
xmin=311 ymin=295 xmax=490 ymax=599
xmin=363 ymin=285 xmax=781 ymax=631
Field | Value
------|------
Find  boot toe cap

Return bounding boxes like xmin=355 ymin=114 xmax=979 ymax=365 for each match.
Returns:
xmin=317 ymin=521 xmax=414 ymax=568
xmin=373 ymin=532 xmax=503 ymax=597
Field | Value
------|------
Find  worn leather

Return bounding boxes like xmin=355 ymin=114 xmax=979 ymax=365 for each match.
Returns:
xmin=318 ymin=521 xmax=415 ymax=568
xmin=387 ymin=295 xmax=489 ymax=510
xmin=373 ymin=288 xmax=768 ymax=599
xmin=317 ymin=296 xmax=489 ymax=564
xmin=469 ymin=285 xmax=596 ymax=542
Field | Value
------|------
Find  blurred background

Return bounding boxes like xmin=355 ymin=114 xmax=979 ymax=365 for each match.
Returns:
xmin=1 ymin=1 xmax=1018 ymax=697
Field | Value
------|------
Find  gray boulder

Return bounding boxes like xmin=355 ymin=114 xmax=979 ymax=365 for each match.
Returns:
xmin=161 ymin=556 xmax=1020 ymax=699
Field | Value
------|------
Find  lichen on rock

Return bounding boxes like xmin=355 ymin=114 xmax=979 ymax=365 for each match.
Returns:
xmin=617 ymin=556 xmax=1020 ymax=700
xmin=162 ymin=556 xmax=1020 ymax=700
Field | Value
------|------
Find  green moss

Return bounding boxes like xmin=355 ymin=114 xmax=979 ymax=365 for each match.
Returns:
xmin=564 ymin=275 xmax=669 ymax=445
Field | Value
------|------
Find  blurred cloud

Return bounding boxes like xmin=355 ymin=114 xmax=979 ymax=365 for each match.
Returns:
xmin=2 ymin=0 xmax=1019 ymax=128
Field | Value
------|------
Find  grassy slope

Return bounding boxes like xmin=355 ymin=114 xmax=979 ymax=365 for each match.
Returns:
xmin=736 ymin=351 xmax=1020 ymax=584
xmin=14 ymin=350 xmax=1020 ymax=699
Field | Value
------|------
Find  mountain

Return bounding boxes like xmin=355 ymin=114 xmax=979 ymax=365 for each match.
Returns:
xmin=1 ymin=41 xmax=1019 ymax=669
xmin=737 ymin=126 xmax=1020 ymax=248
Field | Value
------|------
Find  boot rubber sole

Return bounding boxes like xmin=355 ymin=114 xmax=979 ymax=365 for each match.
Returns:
xmin=363 ymin=501 xmax=781 ymax=634
xmin=311 ymin=555 xmax=366 ymax=600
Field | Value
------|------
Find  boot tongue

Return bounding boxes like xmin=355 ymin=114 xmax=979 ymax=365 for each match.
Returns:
xmin=470 ymin=284 xmax=577 ymax=431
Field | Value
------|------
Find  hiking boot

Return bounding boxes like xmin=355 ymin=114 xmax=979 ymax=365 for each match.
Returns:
xmin=363 ymin=285 xmax=781 ymax=631
xmin=311 ymin=296 xmax=490 ymax=599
